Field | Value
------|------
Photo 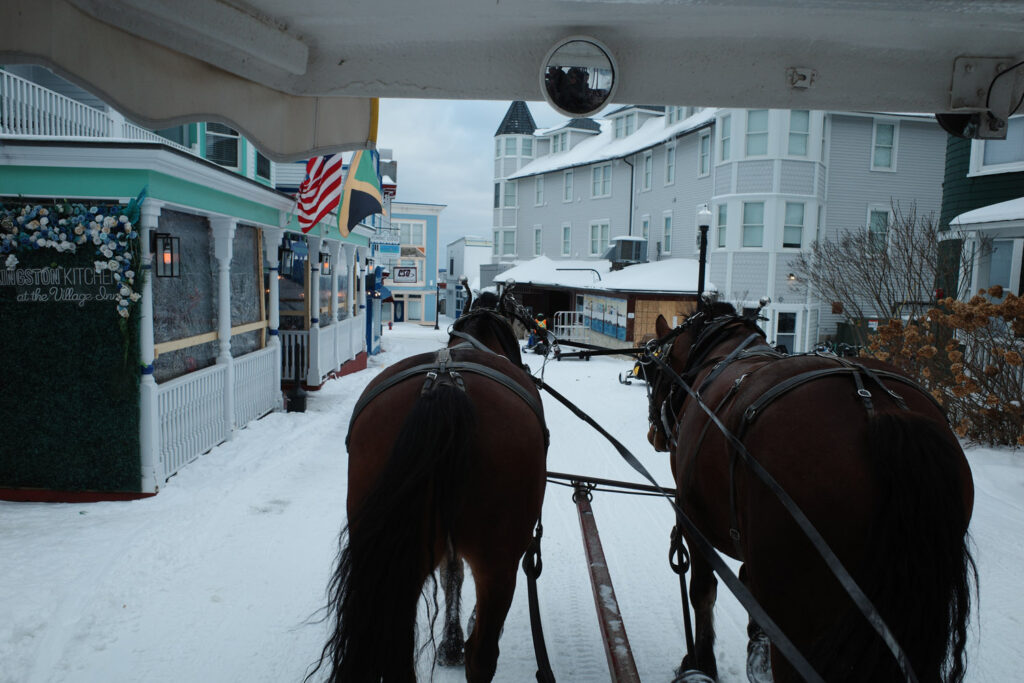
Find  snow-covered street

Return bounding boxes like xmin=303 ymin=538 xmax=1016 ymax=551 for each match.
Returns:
xmin=2 ymin=321 xmax=1022 ymax=682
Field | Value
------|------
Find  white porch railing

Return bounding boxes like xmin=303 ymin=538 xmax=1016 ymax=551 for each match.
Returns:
xmin=280 ymin=314 xmax=366 ymax=385
xmin=156 ymin=363 xmax=229 ymax=482
xmin=233 ymin=346 xmax=281 ymax=427
xmin=1 ymin=69 xmax=192 ymax=153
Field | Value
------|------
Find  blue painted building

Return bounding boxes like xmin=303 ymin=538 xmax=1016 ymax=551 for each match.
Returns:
xmin=383 ymin=201 xmax=446 ymax=324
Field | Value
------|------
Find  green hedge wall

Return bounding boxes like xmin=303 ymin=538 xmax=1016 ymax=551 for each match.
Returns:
xmin=1 ymin=214 xmax=141 ymax=491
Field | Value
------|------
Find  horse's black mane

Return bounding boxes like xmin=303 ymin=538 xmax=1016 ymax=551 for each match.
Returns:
xmin=451 ymin=297 xmax=523 ymax=364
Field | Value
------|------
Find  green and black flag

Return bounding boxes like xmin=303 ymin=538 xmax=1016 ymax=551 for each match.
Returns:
xmin=338 ymin=150 xmax=383 ymax=237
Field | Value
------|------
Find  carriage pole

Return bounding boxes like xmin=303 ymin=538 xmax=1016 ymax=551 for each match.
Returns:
xmin=696 ymin=205 xmax=712 ymax=305
xmin=573 ymin=483 xmax=641 ymax=683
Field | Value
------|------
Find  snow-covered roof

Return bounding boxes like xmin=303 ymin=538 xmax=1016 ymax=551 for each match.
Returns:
xmin=950 ymin=196 xmax=1024 ymax=239
xmin=511 ymin=108 xmax=716 ymax=179
xmin=491 ymin=255 xmax=715 ymax=294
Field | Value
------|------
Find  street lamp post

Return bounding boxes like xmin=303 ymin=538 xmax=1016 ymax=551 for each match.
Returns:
xmin=434 ymin=281 xmax=440 ymax=330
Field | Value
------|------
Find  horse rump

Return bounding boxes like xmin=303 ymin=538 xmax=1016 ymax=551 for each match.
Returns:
xmin=809 ymin=412 xmax=976 ymax=683
xmin=310 ymin=382 xmax=477 ymax=683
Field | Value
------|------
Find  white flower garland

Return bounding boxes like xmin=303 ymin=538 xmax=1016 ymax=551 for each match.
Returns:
xmin=1 ymin=203 xmax=141 ymax=319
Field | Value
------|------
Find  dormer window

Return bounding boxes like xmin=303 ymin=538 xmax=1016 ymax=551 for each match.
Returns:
xmin=551 ymin=131 xmax=568 ymax=153
xmin=614 ymin=113 xmax=637 ymax=138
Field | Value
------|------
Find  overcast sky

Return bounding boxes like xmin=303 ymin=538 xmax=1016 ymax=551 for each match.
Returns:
xmin=377 ymin=99 xmax=566 ymax=251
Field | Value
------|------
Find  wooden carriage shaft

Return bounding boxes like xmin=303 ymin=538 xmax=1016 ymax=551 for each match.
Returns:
xmin=573 ymin=486 xmax=642 ymax=683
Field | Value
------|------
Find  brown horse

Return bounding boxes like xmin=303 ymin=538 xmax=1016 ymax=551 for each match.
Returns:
xmin=646 ymin=303 xmax=976 ymax=683
xmin=310 ymin=293 xmax=547 ymax=682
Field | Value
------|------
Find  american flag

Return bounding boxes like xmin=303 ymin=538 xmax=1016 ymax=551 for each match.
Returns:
xmin=295 ymin=154 xmax=344 ymax=233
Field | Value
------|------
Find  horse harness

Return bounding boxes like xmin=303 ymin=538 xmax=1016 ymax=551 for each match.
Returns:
xmin=656 ymin=316 xmax=943 ymax=559
xmin=346 ymin=336 xmax=549 ymax=448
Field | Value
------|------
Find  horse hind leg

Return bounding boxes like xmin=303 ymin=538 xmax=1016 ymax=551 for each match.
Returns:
xmin=437 ymin=541 xmax=466 ymax=666
xmin=677 ymin=550 xmax=719 ymax=681
xmin=463 ymin=562 xmax=517 ymax=683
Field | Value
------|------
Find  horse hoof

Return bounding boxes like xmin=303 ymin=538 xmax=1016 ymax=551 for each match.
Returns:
xmin=673 ymin=670 xmax=715 ymax=683
xmin=746 ymin=630 xmax=773 ymax=683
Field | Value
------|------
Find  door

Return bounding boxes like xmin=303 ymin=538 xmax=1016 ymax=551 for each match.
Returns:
xmin=394 ymin=301 xmax=405 ymax=322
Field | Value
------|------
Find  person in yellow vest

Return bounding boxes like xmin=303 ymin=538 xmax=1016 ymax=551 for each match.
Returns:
xmin=526 ymin=312 xmax=547 ymax=349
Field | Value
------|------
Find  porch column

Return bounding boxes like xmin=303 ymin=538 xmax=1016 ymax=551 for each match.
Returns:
xmin=211 ymin=217 xmax=237 ymax=437
xmin=307 ymin=234 xmax=323 ymax=386
xmin=344 ymin=244 xmax=357 ymax=319
xmin=330 ymin=240 xmax=342 ymax=323
xmin=138 ymin=199 xmax=165 ymax=493
xmin=262 ymin=225 xmax=284 ymax=405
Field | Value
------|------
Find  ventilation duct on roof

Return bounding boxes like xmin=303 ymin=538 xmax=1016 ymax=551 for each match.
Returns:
xmin=603 ymin=236 xmax=648 ymax=270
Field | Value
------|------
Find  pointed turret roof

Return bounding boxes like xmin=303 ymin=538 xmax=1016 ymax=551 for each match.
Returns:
xmin=495 ymin=101 xmax=537 ymax=136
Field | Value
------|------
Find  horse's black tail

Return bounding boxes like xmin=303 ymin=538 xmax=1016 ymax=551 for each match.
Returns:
xmin=815 ymin=412 xmax=977 ymax=683
xmin=309 ymin=383 xmax=476 ymax=682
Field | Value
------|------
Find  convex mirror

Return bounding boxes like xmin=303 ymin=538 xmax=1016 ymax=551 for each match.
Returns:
xmin=540 ymin=37 xmax=617 ymax=117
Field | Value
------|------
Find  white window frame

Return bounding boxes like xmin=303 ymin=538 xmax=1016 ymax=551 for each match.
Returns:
xmin=495 ymin=139 xmax=501 ymax=159
xmin=871 ymin=119 xmax=899 ymax=171
xmin=773 ymin=308 xmax=801 ymax=353
xmin=788 ymin=110 xmax=810 ymax=157
xmin=500 ymin=229 xmax=517 ymax=257
xmin=625 ymin=113 xmax=636 ymax=136
xmin=614 ymin=117 xmax=625 ymax=139
xmin=742 ymin=201 xmax=765 ymax=248
xmin=589 ymin=220 xmax=610 ymax=256
xmin=698 ymin=132 xmax=711 ymax=176
xmin=745 ymin=109 xmax=770 ymax=157
xmin=492 ymin=231 xmax=500 ymax=256
xmin=534 ymin=225 xmax=543 ymax=256
xmin=563 ymin=169 xmax=574 ymax=202
xmin=716 ymin=203 xmax=727 ymax=249
xmin=493 ymin=182 xmax=500 ymax=209
xmin=867 ymin=205 xmax=892 ymax=250
xmin=642 ymin=152 xmax=653 ymax=191
xmin=720 ymin=114 xmax=731 ymax=162
xmin=561 ymin=223 xmax=572 ymax=256
xmin=591 ymin=163 xmax=611 ymax=198
xmin=665 ymin=145 xmax=676 ymax=185
xmin=782 ymin=201 xmax=804 ymax=249
xmin=503 ymin=180 xmax=517 ymax=208
xmin=504 ymin=137 xmax=517 ymax=156
xmin=205 ymin=122 xmax=240 ymax=169
xmin=662 ymin=211 xmax=673 ymax=254
xmin=968 ymin=116 xmax=1024 ymax=176
xmin=535 ymin=176 xmax=544 ymax=206
xmin=641 ymin=214 xmax=650 ymax=241
xmin=522 ymin=137 xmax=533 ymax=158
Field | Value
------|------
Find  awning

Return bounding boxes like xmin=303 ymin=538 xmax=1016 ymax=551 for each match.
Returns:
xmin=950 ymin=197 xmax=1024 ymax=240
xmin=1 ymin=0 xmax=375 ymax=162
xmin=379 ymin=286 xmax=394 ymax=303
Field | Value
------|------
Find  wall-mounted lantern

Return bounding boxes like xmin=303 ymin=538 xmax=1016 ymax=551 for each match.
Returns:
xmin=152 ymin=232 xmax=181 ymax=278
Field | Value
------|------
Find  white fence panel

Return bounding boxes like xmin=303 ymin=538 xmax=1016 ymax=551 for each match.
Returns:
xmin=280 ymin=330 xmax=308 ymax=383
xmin=318 ymin=323 xmax=340 ymax=382
xmin=233 ymin=346 xmax=280 ymax=427
xmin=157 ymin=364 xmax=228 ymax=481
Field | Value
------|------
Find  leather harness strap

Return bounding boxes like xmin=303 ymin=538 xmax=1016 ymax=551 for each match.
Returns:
xmin=346 ymin=346 xmax=547 ymax=446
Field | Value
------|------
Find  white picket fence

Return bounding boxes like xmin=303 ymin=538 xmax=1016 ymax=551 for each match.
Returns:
xmin=156 ymin=363 xmax=229 ymax=482
xmin=233 ymin=346 xmax=280 ymax=427
xmin=553 ymin=310 xmax=590 ymax=345
xmin=281 ymin=314 xmax=365 ymax=385
xmin=1 ymin=69 xmax=191 ymax=152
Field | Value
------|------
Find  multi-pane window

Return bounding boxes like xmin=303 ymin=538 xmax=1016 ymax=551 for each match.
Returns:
xmin=872 ymin=121 xmax=896 ymax=169
xmin=495 ymin=139 xmax=501 ymax=158
xmin=205 ymin=122 xmax=239 ymax=167
xmin=783 ymin=202 xmax=804 ymax=248
xmin=641 ymin=216 xmax=650 ymax=241
xmin=698 ymin=133 xmax=710 ymax=175
xmin=494 ymin=183 xmax=500 ymax=209
xmin=720 ymin=114 xmax=731 ymax=161
xmin=625 ymin=113 xmax=636 ymax=136
xmin=789 ymin=110 xmax=809 ymax=156
xmin=493 ymin=231 xmax=500 ymax=255
xmin=502 ymin=230 xmax=516 ymax=256
xmin=746 ymin=110 xmax=769 ymax=156
xmin=395 ymin=221 xmax=425 ymax=245
xmin=522 ymin=137 xmax=533 ymax=157
xmin=663 ymin=213 xmax=673 ymax=253
xmin=591 ymin=164 xmax=611 ymax=197
xmin=551 ymin=131 xmax=568 ymax=153
xmin=590 ymin=221 xmax=610 ymax=255
xmin=742 ymin=202 xmax=765 ymax=247
xmin=665 ymin=146 xmax=676 ymax=184
xmin=667 ymin=107 xmax=679 ymax=125
xmin=642 ymin=153 xmax=653 ymax=190
xmin=505 ymin=137 xmax=517 ymax=156
xmin=614 ymin=117 xmax=625 ymax=139
xmin=534 ymin=227 xmax=543 ymax=256
xmin=869 ymin=209 xmax=889 ymax=249
xmin=562 ymin=224 xmax=571 ymax=256
xmin=716 ymin=204 xmax=727 ymax=248
xmin=980 ymin=116 xmax=1024 ymax=170
xmin=535 ymin=176 xmax=544 ymax=205
xmin=504 ymin=181 xmax=517 ymax=208
xmin=563 ymin=170 xmax=573 ymax=201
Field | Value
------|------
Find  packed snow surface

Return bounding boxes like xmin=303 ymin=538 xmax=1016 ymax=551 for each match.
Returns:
xmin=2 ymin=322 xmax=1022 ymax=682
